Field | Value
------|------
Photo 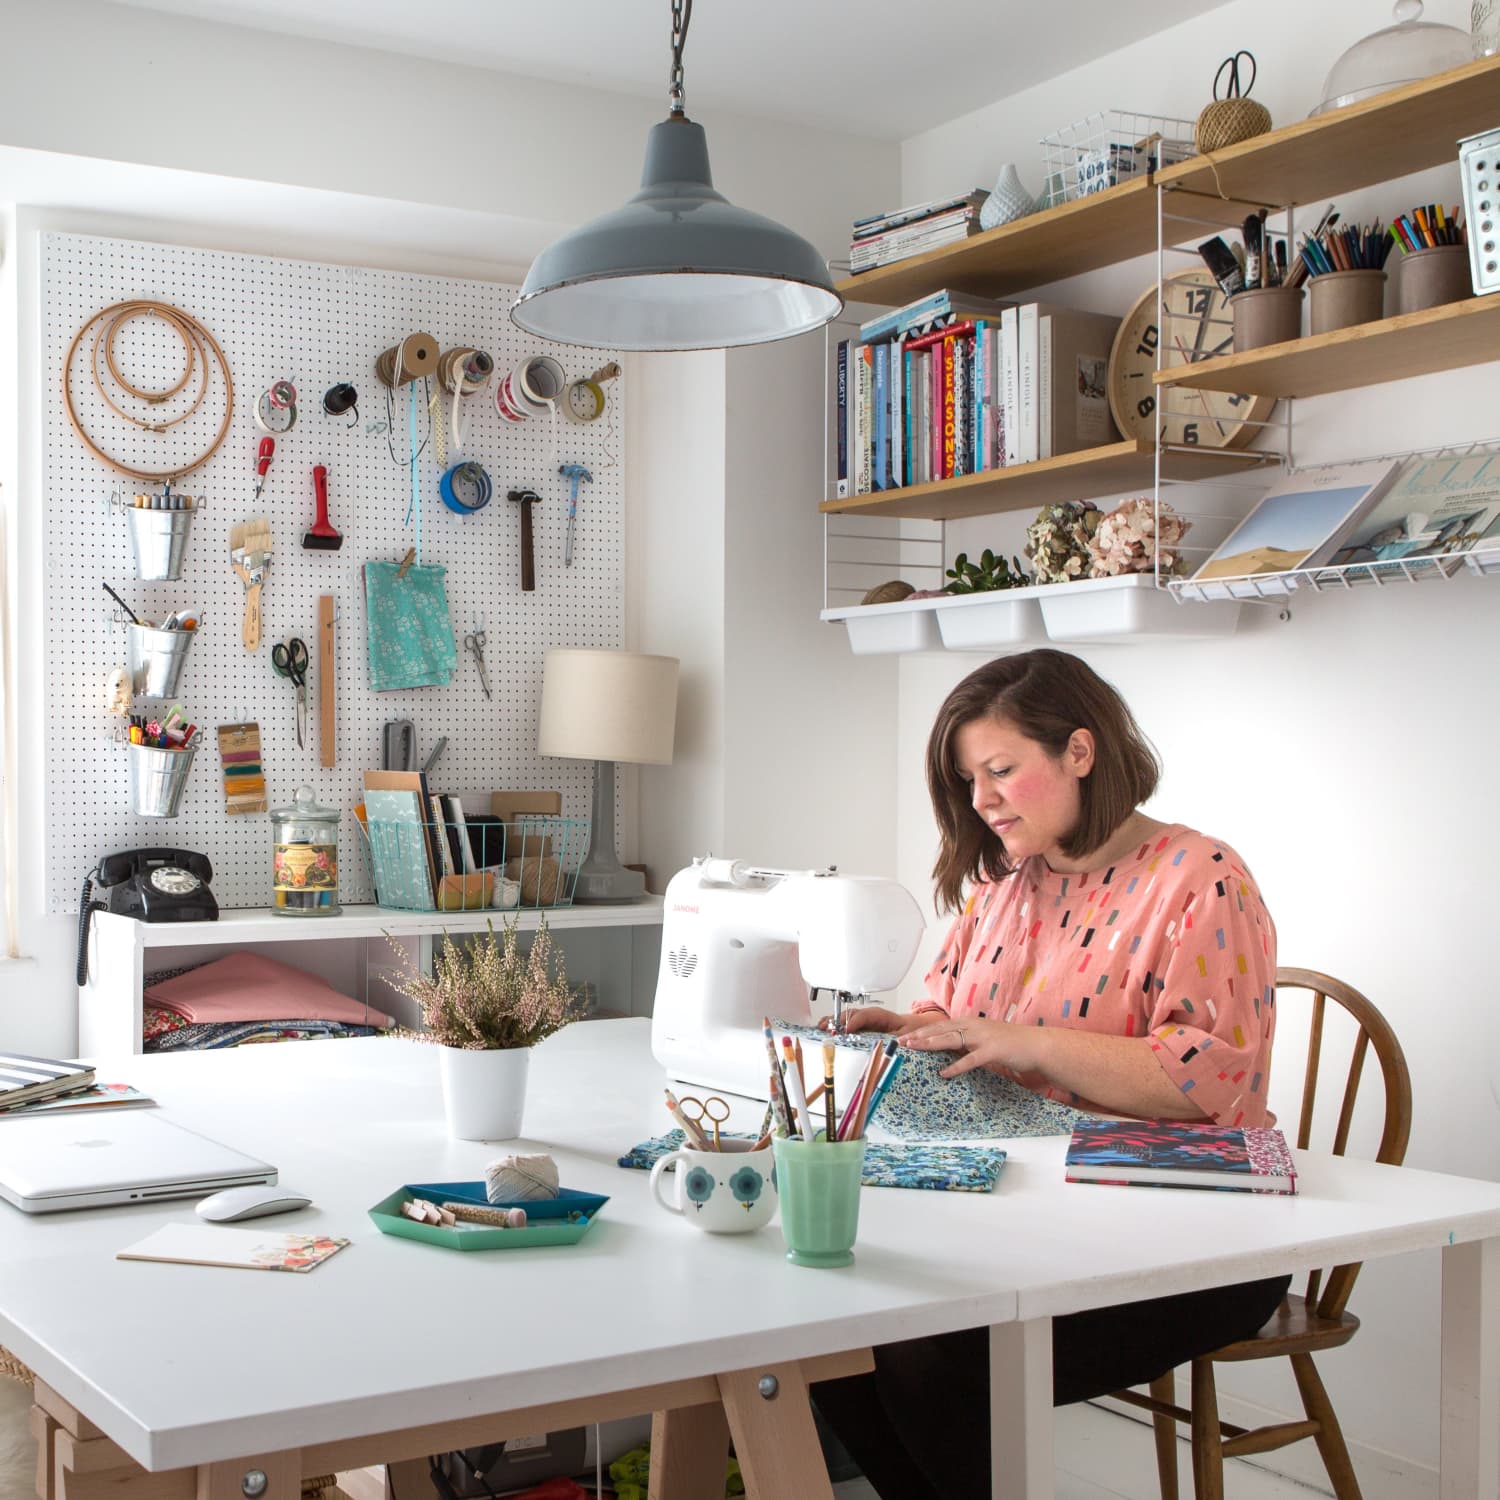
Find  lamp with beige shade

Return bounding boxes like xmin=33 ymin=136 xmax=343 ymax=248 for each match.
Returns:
xmin=537 ymin=648 xmax=679 ymax=904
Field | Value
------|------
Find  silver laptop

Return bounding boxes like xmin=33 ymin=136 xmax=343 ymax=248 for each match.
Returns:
xmin=0 ymin=1110 xmax=276 ymax=1213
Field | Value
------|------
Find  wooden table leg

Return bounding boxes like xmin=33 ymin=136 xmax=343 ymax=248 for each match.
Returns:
xmin=27 ymin=1405 xmax=57 ymax=1500
xmin=990 ymin=1319 xmax=1054 ymax=1500
xmin=194 ymin=1452 xmax=301 ymax=1500
xmin=1441 ymin=1236 xmax=1500 ymax=1499
xmin=648 ymin=1404 xmax=731 ymax=1500
xmin=717 ymin=1361 xmax=833 ymax=1500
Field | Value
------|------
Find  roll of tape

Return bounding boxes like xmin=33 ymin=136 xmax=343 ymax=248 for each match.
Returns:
xmin=255 ymin=386 xmax=297 ymax=433
xmin=564 ymin=377 xmax=606 ymax=423
xmin=439 ymin=461 xmax=493 ymax=513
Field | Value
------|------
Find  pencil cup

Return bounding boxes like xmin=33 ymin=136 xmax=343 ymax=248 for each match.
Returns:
xmin=127 ymin=743 xmax=195 ymax=818
xmin=649 ymin=1139 xmax=778 ymax=1234
xmin=1308 ymin=269 xmax=1386 ymax=334
xmin=773 ymin=1134 xmax=866 ymax=1269
xmin=1229 ymin=286 xmax=1303 ymax=351
xmin=1396 ymin=245 xmax=1472 ymax=314
xmin=123 ymin=503 xmax=200 ymax=582
xmin=127 ymin=624 xmax=194 ymax=699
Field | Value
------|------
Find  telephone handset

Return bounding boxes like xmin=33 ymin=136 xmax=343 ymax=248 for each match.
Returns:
xmin=77 ymin=848 xmax=218 ymax=986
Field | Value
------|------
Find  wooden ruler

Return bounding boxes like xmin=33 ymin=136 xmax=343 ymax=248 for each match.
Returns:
xmin=319 ymin=595 xmax=335 ymax=767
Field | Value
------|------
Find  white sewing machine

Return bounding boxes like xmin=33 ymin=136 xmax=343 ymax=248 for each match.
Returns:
xmin=651 ymin=856 xmax=926 ymax=1101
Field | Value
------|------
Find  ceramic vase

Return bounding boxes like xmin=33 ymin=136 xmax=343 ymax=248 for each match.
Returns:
xmin=439 ymin=1044 xmax=530 ymax=1140
xmin=979 ymin=164 xmax=1038 ymax=231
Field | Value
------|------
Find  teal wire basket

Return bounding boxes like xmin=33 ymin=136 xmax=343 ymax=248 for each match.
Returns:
xmin=360 ymin=814 xmax=589 ymax=912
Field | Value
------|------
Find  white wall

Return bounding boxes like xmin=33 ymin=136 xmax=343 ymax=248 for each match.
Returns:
xmin=0 ymin=6 xmax=901 ymax=1050
xmin=894 ymin=1 xmax=1496 ymax=1491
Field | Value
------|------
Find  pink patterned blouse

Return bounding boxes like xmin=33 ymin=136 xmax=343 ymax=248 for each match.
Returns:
xmin=918 ymin=824 xmax=1278 ymax=1126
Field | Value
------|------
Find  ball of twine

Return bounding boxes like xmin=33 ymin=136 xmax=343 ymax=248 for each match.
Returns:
xmin=485 ymin=1152 xmax=560 ymax=1203
xmin=1195 ymin=98 xmax=1271 ymax=154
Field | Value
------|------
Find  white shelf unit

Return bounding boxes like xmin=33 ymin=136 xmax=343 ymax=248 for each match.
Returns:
xmin=78 ymin=898 xmax=664 ymax=1057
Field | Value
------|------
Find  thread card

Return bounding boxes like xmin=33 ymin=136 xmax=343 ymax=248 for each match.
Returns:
xmin=217 ymin=722 xmax=266 ymax=815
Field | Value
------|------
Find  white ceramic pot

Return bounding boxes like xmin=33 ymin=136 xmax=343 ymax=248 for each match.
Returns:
xmin=438 ymin=1045 xmax=530 ymax=1141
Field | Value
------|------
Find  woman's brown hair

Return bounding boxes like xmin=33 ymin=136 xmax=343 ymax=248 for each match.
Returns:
xmin=925 ymin=649 xmax=1160 ymax=912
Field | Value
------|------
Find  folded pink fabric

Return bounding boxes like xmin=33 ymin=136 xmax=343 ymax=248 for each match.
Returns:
xmin=144 ymin=951 xmax=393 ymax=1028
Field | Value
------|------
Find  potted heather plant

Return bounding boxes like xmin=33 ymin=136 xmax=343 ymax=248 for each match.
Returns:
xmin=388 ymin=914 xmax=581 ymax=1141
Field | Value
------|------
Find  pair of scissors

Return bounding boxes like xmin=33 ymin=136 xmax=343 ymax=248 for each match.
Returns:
xmin=463 ymin=623 xmax=492 ymax=700
xmin=1213 ymin=49 xmax=1257 ymax=100
xmin=678 ymin=1094 xmax=731 ymax=1150
xmin=272 ymin=636 xmax=309 ymax=748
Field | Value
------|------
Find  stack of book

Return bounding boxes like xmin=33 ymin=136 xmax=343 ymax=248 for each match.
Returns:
xmin=835 ymin=290 xmax=1121 ymax=497
xmin=0 ymin=1053 xmax=96 ymax=1111
xmin=849 ymin=191 xmax=988 ymax=274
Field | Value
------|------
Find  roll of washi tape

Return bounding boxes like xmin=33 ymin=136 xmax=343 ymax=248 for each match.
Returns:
xmin=439 ymin=461 xmax=493 ymax=513
xmin=517 ymin=355 xmax=566 ymax=410
xmin=495 ymin=374 xmax=529 ymax=423
xmin=255 ymin=385 xmax=297 ymax=433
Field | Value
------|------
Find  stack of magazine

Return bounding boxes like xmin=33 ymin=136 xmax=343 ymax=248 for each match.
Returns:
xmin=1188 ymin=452 xmax=1500 ymax=598
xmin=848 ymin=190 xmax=988 ymax=274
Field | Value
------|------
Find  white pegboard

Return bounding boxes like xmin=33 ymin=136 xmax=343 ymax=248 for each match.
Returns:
xmin=41 ymin=231 xmax=626 ymax=913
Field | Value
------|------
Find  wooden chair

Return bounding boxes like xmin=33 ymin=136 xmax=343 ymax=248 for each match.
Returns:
xmin=1112 ymin=966 xmax=1413 ymax=1500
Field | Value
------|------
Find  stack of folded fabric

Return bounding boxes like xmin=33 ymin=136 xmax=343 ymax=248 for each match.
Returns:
xmin=143 ymin=952 xmax=393 ymax=1053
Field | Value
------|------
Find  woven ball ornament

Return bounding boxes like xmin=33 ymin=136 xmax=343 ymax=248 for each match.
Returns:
xmin=485 ymin=1152 xmax=561 ymax=1202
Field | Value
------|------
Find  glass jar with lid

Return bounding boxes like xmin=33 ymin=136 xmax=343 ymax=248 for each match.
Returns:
xmin=271 ymin=785 xmax=341 ymax=916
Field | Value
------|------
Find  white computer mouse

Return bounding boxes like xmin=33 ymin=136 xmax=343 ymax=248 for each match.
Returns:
xmin=195 ymin=1184 xmax=312 ymax=1223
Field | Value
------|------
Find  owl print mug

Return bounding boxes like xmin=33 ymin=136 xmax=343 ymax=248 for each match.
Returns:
xmin=649 ymin=1139 xmax=778 ymax=1233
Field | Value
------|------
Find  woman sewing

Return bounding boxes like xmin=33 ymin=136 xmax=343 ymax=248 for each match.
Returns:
xmin=814 ymin=648 xmax=1289 ymax=1500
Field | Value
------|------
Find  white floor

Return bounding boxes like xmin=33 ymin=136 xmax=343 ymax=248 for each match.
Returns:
xmin=832 ymin=1399 xmax=1329 ymax=1499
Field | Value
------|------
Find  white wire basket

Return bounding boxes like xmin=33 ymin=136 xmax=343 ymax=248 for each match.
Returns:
xmin=1039 ymin=110 xmax=1197 ymax=208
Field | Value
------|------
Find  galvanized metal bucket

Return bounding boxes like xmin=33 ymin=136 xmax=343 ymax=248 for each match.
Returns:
xmin=128 ymin=743 xmax=196 ymax=818
xmin=127 ymin=624 xmax=194 ymax=699
xmin=126 ymin=504 xmax=199 ymax=581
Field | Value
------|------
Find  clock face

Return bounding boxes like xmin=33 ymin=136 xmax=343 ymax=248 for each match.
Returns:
xmin=1107 ymin=270 xmax=1275 ymax=452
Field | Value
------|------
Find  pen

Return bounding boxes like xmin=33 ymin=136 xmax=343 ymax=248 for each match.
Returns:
xmin=822 ymin=1042 xmax=837 ymax=1143
xmin=850 ymin=1037 xmax=899 ymax=1140
xmin=859 ymin=1048 xmax=905 ymax=1133
xmin=840 ymin=1038 xmax=887 ymax=1141
xmin=780 ymin=1051 xmax=815 ymax=1141
xmin=762 ymin=1017 xmax=789 ymax=1109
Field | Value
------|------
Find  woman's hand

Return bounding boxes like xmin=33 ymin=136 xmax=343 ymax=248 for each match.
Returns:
xmin=901 ymin=1016 xmax=1041 ymax=1079
xmin=820 ymin=1006 xmax=938 ymax=1036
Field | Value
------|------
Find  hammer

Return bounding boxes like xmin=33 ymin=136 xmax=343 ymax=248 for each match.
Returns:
xmin=559 ymin=463 xmax=593 ymax=568
xmin=506 ymin=489 xmax=540 ymax=591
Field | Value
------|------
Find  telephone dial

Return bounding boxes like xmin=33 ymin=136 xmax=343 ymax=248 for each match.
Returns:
xmin=77 ymin=848 xmax=218 ymax=986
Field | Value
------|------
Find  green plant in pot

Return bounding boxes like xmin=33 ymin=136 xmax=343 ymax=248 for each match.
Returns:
xmin=388 ymin=914 xmax=582 ymax=1140
xmin=944 ymin=548 xmax=1030 ymax=593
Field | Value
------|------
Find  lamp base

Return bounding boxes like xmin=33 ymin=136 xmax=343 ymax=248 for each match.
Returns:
xmin=572 ymin=758 xmax=647 ymax=905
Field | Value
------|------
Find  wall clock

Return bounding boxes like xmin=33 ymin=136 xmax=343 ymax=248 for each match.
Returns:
xmin=1106 ymin=269 xmax=1275 ymax=451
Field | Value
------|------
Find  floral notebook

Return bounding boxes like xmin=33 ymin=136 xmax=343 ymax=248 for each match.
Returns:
xmin=117 ymin=1224 xmax=350 ymax=1272
xmin=1065 ymin=1120 xmax=1297 ymax=1195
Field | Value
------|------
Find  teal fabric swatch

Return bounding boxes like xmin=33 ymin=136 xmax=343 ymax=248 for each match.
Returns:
xmin=364 ymin=561 xmax=458 ymax=691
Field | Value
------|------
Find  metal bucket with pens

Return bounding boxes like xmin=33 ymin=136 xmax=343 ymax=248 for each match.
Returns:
xmin=127 ymin=743 xmax=196 ymax=818
xmin=114 ymin=491 xmax=202 ymax=582
xmin=127 ymin=623 xmax=197 ymax=699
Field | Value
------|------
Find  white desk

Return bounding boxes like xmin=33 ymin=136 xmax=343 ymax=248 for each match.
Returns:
xmin=4 ymin=1021 xmax=1498 ymax=1500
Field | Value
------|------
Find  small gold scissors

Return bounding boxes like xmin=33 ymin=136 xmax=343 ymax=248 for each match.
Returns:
xmin=678 ymin=1093 xmax=731 ymax=1150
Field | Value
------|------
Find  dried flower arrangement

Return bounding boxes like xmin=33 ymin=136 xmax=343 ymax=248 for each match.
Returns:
xmin=1024 ymin=501 xmax=1103 ymax=583
xmin=1086 ymin=497 xmax=1193 ymax=578
xmin=387 ymin=914 xmax=580 ymax=1050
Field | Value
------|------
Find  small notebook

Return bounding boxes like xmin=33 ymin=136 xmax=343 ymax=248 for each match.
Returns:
xmin=118 ymin=1223 xmax=350 ymax=1273
xmin=774 ymin=1021 xmax=1085 ymax=1141
xmin=0 ymin=1054 xmax=96 ymax=1110
xmin=618 ymin=1130 xmax=1007 ymax=1193
xmin=0 ymin=1083 xmax=152 ymax=1116
xmin=1064 ymin=1120 xmax=1297 ymax=1195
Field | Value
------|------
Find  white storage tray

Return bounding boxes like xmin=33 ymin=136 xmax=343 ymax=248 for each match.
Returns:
xmin=1039 ymin=574 xmax=1240 ymax=643
xmin=933 ymin=588 xmax=1046 ymax=650
xmin=821 ymin=596 xmax=947 ymax=654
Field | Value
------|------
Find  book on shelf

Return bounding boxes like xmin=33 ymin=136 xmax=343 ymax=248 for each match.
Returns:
xmin=835 ymin=340 xmax=849 ymax=498
xmin=851 ymin=189 xmax=988 ymax=238
xmin=0 ymin=1083 xmax=153 ymax=1116
xmin=363 ymin=770 xmax=441 ymax=909
xmin=850 ymin=208 xmax=986 ymax=272
xmin=940 ymin=333 xmax=959 ymax=480
xmin=1065 ymin=1120 xmax=1298 ymax=1195
xmin=890 ymin=340 xmax=904 ymax=488
xmin=1320 ymin=451 xmax=1500 ymax=579
xmin=0 ymin=1055 xmax=97 ymax=1111
xmin=855 ymin=347 xmax=873 ymax=496
xmin=1000 ymin=307 xmax=1020 ymax=467
xmin=1034 ymin=306 xmax=1120 ymax=460
xmin=1017 ymin=303 xmax=1039 ymax=466
xmin=1191 ymin=460 xmax=1404 ymax=596
xmin=858 ymin=289 xmax=1012 ymax=346
xmin=873 ymin=342 xmax=891 ymax=491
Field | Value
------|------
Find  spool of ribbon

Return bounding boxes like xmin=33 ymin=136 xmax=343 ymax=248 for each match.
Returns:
xmin=375 ymin=333 xmax=438 ymax=388
xmin=436 ymin=347 xmax=494 ymax=396
xmin=255 ymin=382 xmax=298 ymax=433
xmin=439 ymin=461 xmax=493 ymax=513
xmin=322 ymin=383 xmax=359 ymax=426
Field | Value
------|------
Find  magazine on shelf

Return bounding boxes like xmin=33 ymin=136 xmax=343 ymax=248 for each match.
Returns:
xmin=1189 ymin=460 xmax=1403 ymax=598
xmin=1065 ymin=1120 xmax=1297 ymax=1195
xmin=1318 ymin=451 xmax=1500 ymax=580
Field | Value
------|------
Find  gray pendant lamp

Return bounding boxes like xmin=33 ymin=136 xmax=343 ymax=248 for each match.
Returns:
xmin=510 ymin=0 xmax=843 ymax=351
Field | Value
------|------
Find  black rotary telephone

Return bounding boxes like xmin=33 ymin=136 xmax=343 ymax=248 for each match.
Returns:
xmin=76 ymin=849 xmax=218 ymax=986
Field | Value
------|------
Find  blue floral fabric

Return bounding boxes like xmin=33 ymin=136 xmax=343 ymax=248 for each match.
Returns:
xmin=618 ymin=1130 xmax=1007 ymax=1193
xmin=363 ymin=560 xmax=458 ymax=691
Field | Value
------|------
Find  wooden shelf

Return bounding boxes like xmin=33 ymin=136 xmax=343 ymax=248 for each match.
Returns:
xmin=1153 ymin=296 xmax=1500 ymax=399
xmin=836 ymin=178 xmax=1159 ymax=307
xmin=818 ymin=441 xmax=1272 ymax=523
xmin=835 ymin=55 xmax=1500 ymax=313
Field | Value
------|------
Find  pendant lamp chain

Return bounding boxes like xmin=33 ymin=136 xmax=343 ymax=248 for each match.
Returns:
xmin=668 ymin=0 xmax=692 ymax=115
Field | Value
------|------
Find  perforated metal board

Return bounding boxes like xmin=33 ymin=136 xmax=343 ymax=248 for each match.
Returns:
xmin=41 ymin=232 xmax=625 ymax=913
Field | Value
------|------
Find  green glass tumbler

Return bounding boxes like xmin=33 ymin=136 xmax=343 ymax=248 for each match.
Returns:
xmin=772 ymin=1133 xmax=867 ymax=1269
